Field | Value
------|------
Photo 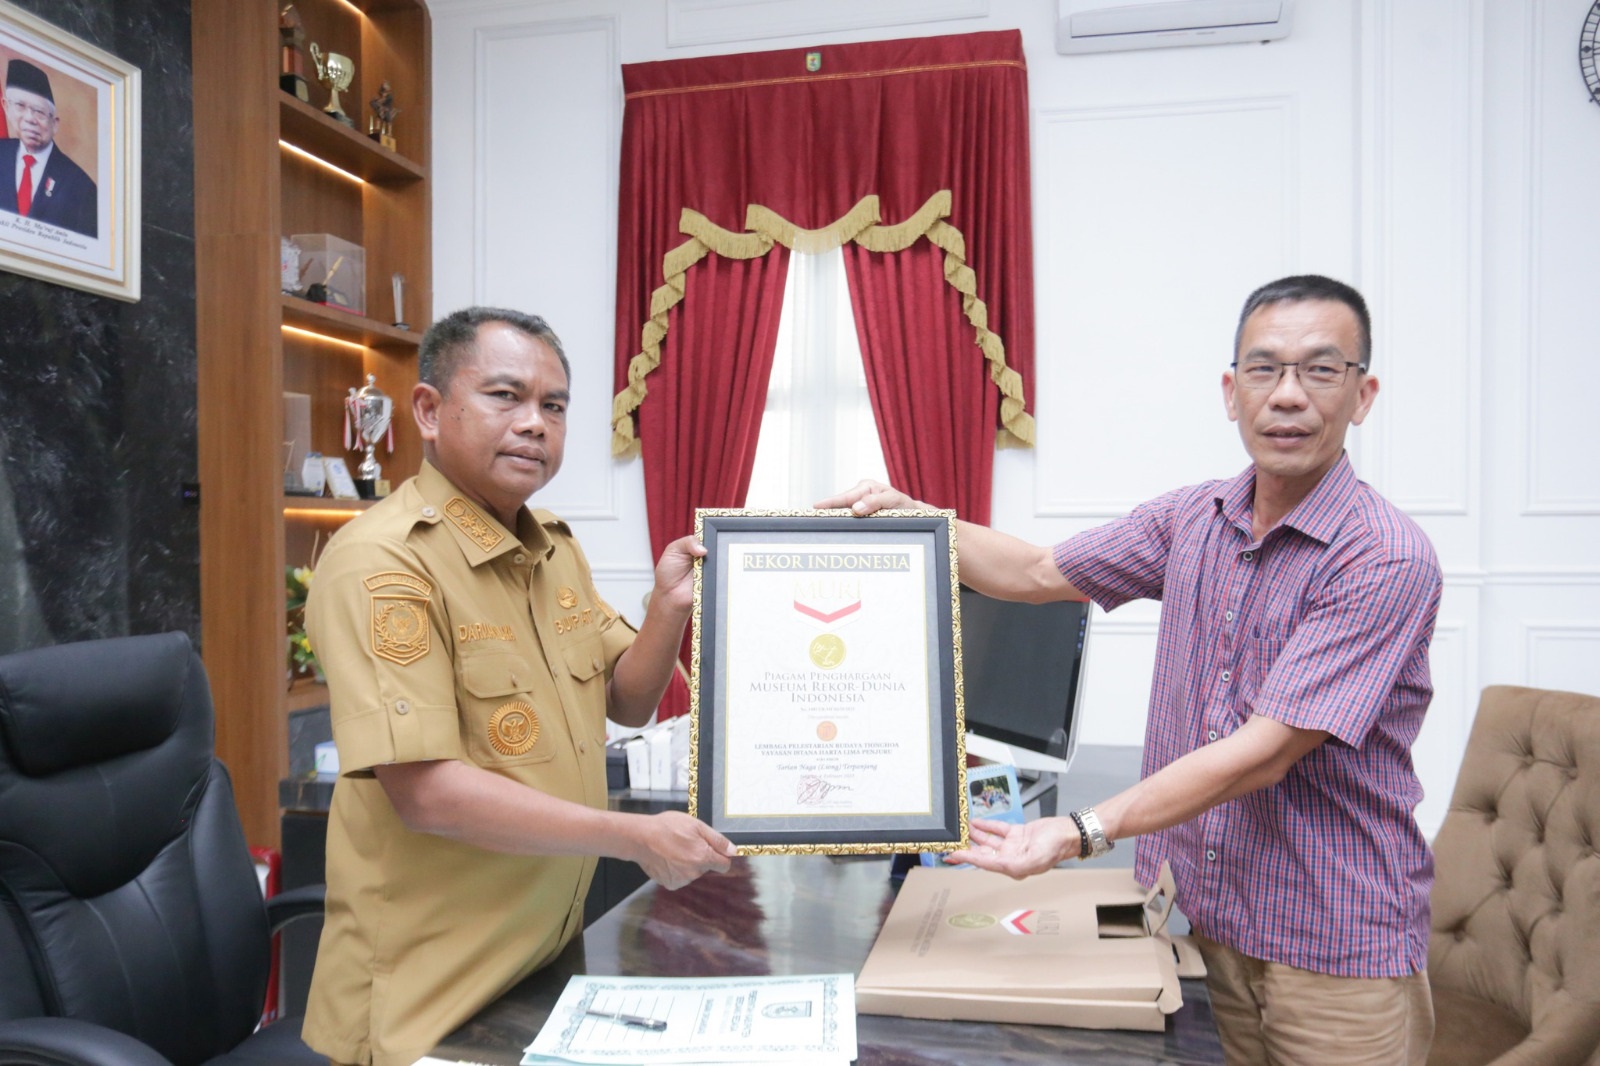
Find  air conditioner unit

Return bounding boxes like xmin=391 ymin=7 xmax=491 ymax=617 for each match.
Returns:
xmin=1056 ymin=0 xmax=1293 ymax=55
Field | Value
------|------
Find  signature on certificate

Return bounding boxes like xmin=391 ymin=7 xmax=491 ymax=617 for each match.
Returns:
xmin=796 ymin=774 xmax=850 ymax=805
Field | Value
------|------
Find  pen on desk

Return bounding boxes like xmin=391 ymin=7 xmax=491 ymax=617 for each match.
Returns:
xmin=584 ymin=1007 xmax=667 ymax=1032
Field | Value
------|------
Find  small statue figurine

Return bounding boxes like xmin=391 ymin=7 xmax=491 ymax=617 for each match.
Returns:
xmin=279 ymin=4 xmax=310 ymax=102
xmin=368 ymin=80 xmax=399 ymax=151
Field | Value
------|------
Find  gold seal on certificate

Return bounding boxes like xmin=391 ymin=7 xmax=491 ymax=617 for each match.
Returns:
xmin=808 ymin=633 xmax=846 ymax=669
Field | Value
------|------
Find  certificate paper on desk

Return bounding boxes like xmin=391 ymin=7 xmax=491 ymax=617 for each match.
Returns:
xmin=523 ymin=974 xmax=857 ymax=1065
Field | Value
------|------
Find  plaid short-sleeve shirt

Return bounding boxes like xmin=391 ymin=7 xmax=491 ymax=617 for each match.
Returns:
xmin=1054 ymin=454 xmax=1441 ymax=977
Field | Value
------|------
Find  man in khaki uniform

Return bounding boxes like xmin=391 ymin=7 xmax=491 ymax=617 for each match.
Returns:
xmin=303 ymin=307 xmax=736 ymax=1066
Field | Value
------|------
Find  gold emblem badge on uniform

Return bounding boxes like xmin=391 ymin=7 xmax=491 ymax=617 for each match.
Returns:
xmin=557 ymin=586 xmax=578 ymax=609
xmin=488 ymin=700 xmax=540 ymax=755
xmin=371 ymin=595 xmax=430 ymax=665
xmin=444 ymin=496 xmax=505 ymax=552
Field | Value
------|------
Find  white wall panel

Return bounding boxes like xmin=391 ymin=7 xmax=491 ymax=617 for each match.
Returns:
xmin=1524 ymin=3 xmax=1600 ymax=517
xmin=1525 ymin=625 xmax=1600 ymax=698
xmin=1479 ymin=574 xmax=1600 ymax=698
xmin=473 ymin=17 xmax=621 ymax=520
xmin=1033 ymin=99 xmax=1293 ymax=518
xmin=1361 ymin=1 xmax=1477 ymax=524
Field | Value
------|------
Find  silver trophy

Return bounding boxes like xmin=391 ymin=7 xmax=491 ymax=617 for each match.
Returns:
xmin=345 ymin=375 xmax=394 ymax=492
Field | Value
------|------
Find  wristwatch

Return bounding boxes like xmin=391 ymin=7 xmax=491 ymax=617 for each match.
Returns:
xmin=1070 ymin=807 xmax=1114 ymax=860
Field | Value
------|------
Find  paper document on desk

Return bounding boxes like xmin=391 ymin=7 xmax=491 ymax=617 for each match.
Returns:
xmin=522 ymin=973 xmax=857 ymax=1064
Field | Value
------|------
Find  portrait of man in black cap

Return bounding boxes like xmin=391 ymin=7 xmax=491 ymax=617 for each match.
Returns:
xmin=2 ymin=57 xmax=97 ymax=238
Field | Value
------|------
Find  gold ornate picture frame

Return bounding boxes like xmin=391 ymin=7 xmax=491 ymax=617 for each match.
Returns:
xmin=688 ymin=509 xmax=968 ymax=855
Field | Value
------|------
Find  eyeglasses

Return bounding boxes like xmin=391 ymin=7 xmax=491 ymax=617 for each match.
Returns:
xmin=2 ymin=97 xmax=55 ymax=123
xmin=1230 ymin=357 xmax=1366 ymax=391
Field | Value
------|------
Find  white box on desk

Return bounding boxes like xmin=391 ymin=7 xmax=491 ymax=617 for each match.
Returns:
xmin=624 ymin=735 xmax=650 ymax=790
xmin=646 ymin=719 xmax=676 ymax=790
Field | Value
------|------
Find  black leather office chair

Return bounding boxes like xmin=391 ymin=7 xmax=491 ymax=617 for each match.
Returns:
xmin=0 ymin=632 xmax=326 ymax=1065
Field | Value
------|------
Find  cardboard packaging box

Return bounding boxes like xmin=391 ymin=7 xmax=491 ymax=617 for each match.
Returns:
xmin=856 ymin=861 xmax=1201 ymax=1032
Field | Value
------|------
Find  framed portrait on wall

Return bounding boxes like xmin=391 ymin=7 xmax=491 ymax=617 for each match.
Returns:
xmin=0 ymin=1 xmax=139 ymax=301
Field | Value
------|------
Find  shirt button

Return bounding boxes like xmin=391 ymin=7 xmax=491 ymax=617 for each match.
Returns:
xmin=1207 ymin=730 xmax=1218 ymax=741
xmin=421 ymin=506 xmax=437 ymax=518
xmin=579 ymin=741 xmax=588 ymax=754
xmin=514 ymin=553 xmax=526 ymax=564
xmin=395 ymin=699 xmax=411 ymax=715
xmin=1206 ymin=849 xmax=1217 ymax=862
xmin=591 ymin=656 xmax=602 ymax=672
xmin=1220 ymin=670 xmax=1231 ymax=682
xmin=1242 ymin=551 xmax=1254 ymax=561
xmin=1225 ymin=610 xmax=1234 ymax=622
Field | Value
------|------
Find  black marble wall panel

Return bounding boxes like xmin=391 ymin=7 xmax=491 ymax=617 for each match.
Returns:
xmin=0 ymin=0 xmax=197 ymax=656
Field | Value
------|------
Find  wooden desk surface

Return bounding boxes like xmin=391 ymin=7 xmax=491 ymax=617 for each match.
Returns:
xmin=431 ymin=853 xmax=1224 ymax=1065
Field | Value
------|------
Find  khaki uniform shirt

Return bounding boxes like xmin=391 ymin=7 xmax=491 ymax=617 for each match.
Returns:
xmin=301 ymin=461 xmax=635 ymax=1066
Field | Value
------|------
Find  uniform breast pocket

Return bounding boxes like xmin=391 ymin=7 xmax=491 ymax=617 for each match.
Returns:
xmin=561 ymin=633 xmax=610 ymax=742
xmin=459 ymin=648 xmax=557 ymax=766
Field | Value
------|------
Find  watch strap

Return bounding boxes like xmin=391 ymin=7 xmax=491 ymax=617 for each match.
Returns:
xmin=1077 ymin=806 xmax=1114 ymax=859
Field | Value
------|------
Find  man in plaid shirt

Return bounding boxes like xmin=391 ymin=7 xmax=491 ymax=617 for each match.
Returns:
xmin=825 ymin=275 xmax=1441 ymax=1065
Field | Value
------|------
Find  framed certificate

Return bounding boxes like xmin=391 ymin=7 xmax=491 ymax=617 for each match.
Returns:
xmin=689 ymin=509 xmax=968 ymax=855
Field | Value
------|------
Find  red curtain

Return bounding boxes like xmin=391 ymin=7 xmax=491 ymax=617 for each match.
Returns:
xmin=842 ymin=239 xmax=999 ymax=519
xmin=637 ymin=250 xmax=789 ymax=718
xmin=614 ymin=31 xmax=1036 ymax=713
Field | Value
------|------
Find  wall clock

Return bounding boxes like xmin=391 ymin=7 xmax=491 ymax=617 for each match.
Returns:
xmin=1584 ymin=1 xmax=1600 ymax=107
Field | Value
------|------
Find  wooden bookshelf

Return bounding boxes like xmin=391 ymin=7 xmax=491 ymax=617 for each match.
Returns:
xmin=193 ymin=0 xmax=431 ymax=849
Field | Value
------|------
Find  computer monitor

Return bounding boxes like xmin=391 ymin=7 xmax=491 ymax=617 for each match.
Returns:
xmin=958 ymin=585 xmax=1091 ymax=776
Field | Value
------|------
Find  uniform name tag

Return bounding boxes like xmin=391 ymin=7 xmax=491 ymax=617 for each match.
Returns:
xmin=458 ymin=623 xmax=515 ymax=643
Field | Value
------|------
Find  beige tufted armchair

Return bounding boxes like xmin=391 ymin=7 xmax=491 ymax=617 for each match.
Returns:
xmin=1428 ymin=685 xmax=1600 ymax=1066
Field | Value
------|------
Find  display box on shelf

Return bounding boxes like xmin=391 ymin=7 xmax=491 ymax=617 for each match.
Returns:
xmin=282 ymin=392 xmax=313 ymax=493
xmin=290 ymin=233 xmax=366 ymax=315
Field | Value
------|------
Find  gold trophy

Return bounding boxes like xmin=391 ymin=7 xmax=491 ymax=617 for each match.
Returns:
xmin=309 ymin=43 xmax=356 ymax=127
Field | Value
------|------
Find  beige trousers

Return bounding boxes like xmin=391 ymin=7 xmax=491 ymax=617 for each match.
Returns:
xmin=1191 ymin=931 xmax=1434 ymax=1066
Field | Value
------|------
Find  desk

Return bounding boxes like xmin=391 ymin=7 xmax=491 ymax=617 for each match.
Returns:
xmin=430 ymin=854 xmax=1224 ymax=1065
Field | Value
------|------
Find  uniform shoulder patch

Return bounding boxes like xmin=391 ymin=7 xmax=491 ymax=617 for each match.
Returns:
xmin=445 ymin=497 xmax=505 ymax=552
xmin=371 ymin=594 xmax=430 ymax=665
xmin=363 ymin=571 xmax=434 ymax=595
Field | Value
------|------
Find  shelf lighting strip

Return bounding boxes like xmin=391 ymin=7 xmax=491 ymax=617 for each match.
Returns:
xmin=282 ymin=324 xmax=368 ymax=352
xmin=278 ymin=141 xmax=365 ymax=185
xmin=284 ymin=507 xmax=367 ymax=518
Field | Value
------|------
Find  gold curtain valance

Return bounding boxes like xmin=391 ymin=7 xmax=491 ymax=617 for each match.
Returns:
xmin=611 ymin=190 xmax=1036 ymax=457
